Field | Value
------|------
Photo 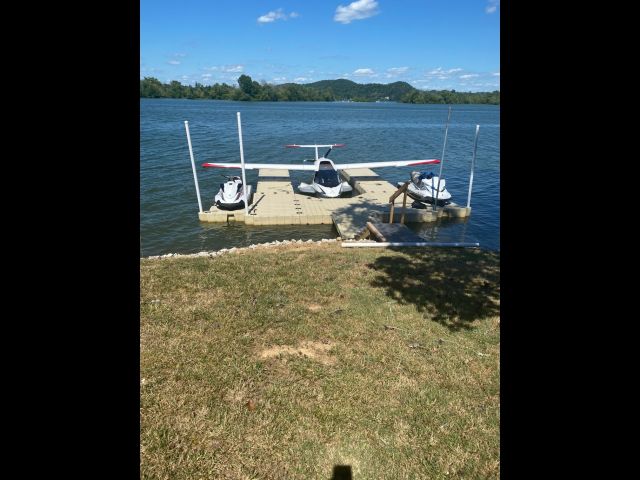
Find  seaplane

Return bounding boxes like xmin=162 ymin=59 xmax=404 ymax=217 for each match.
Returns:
xmin=202 ymin=144 xmax=440 ymax=198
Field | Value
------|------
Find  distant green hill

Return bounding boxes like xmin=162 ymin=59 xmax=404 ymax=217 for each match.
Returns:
xmin=299 ymin=79 xmax=416 ymax=102
xmin=140 ymin=75 xmax=499 ymax=105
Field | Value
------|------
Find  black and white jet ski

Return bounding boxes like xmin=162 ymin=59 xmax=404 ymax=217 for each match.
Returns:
xmin=401 ymin=171 xmax=452 ymax=206
xmin=214 ymin=175 xmax=253 ymax=210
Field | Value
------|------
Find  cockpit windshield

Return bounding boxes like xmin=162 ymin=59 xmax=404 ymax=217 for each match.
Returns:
xmin=314 ymin=169 xmax=341 ymax=188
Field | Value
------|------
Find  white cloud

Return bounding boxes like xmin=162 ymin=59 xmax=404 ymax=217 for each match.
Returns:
xmin=206 ymin=65 xmax=244 ymax=73
xmin=493 ymin=72 xmax=500 ymax=76
xmin=429 ymin=67 xmax=462 ymax=74
xmin=334 ymin=0 xmax=379 ymax=24
xmin=222 ymin=65 xmax=244 ymax=73
xmin=460 ymin=74 xmax=479 ymax=79
xmin=387 ymin=67 xmax=409 ymax=75
xmin=424 ymin=67 xmax=465 ymax=80
xmin=294 ymin=77 xmax=311 ymax=82
xmin=167 ymin=53 xmax=187 ymax=65
xmin=486 ymin=0 xmax=500 ymax=14
xmin=258 ymin=8 xmax=299 ymax=23
xmin=353 ymin=68 xmax=375 ymax=76
xmin=202 ymin=74 xmax=212 ymax=78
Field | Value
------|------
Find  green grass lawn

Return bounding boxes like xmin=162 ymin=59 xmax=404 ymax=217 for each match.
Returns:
xmin=140 ymin=243 xmax=500 ymax=479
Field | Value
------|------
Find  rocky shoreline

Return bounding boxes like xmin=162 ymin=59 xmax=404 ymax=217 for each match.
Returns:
xmin=143 ymin=238 xmax=345 ymax=260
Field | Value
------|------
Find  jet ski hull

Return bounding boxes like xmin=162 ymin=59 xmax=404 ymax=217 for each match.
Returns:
xmin=214 ymin=182 xmax=253 ymax=210
xmin=215 ymin=199 xmax=246 ymax=210
xmin=405 ymin=188 xmax=452 ymax=206
xmin=399 ymin=171 xmax=453 ymax=206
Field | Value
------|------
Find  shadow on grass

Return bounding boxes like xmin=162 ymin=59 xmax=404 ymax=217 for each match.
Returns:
xmin=330 ymin=465 xmax=353 ymax=479
xmin=367 ymin=248 xmax=500 ymax=331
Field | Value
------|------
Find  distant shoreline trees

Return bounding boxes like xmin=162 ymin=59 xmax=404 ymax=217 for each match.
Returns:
xmin=140 ymin=74 xmax=500 ymax=105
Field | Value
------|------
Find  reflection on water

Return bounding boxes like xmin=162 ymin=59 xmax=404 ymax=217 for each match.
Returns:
xmin=407 ymin=217 xmax=477 ymax=245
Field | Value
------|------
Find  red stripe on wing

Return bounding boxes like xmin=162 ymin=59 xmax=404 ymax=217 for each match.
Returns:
xmin=407 ymin=159 xmax=440 ymax=166
xmin=202 ymin=163 xmax=241 ymax=168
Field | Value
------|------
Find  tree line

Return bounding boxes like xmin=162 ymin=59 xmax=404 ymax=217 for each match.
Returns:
xmin=401 ymin=89 xmax=500 ymax=105
xmin=140 ymin=75 xmax=499 ymax=105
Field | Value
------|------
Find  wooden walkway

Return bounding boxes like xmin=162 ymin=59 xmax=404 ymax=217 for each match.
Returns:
xmin=366 ymin=222 xmax=424 ymax=243
xmin=199 ymin=168 xmax=471 ymax=239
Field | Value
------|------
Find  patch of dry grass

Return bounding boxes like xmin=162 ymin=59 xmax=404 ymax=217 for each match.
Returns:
xmin=140 ymin=243 xmax=500 ymax=479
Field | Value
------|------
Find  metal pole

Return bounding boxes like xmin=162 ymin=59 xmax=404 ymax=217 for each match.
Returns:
xmin=184 ymin=121 xmax=203 ymax=213
xmin=236 ymin=112 xmax=249 ymax=216
xmin=434 ymin=106 xmax=452 ymax=211
xmin=467 ymin=125 xmax=480 ymax=209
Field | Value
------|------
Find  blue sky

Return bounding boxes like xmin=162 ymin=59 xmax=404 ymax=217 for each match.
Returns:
xmin=140 ymin=0 xmax=500 ymax=92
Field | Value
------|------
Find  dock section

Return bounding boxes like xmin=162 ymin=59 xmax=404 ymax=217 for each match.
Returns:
xmin=198 ymin=168 xmax=471 ymax=239
xmin=365 ymin=222 xmax=425 ymax=243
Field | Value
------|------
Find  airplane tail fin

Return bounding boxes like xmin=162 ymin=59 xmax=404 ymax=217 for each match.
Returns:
xmin=285 ymin=144 xmax=345 ymax=161
xmin=285 ymin=144 xmax=346 ymax=149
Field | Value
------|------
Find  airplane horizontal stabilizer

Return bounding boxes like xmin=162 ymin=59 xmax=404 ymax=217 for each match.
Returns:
xmin=285 ymin=144 xmax=345 ymax=148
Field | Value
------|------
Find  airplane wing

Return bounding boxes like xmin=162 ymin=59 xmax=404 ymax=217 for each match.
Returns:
xmin=333 ymin=159 xmax=440 ymax=170
xmin=202 ymin=162 xmax=316 ymax=171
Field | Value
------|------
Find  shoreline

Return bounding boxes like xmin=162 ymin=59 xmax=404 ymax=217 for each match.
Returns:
xmin=140 ymin=97 xmax=500 ymax=106
xmin=142 ymin=237 xmax=341 ymax=260
xmin=141 ymin=237 xmax=497 ymax=260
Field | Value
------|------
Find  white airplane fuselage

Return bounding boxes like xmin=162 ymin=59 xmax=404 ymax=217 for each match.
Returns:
xmin=298 ymin=159 xmax=353 ymax=198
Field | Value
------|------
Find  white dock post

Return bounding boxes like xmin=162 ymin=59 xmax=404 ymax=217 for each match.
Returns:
xmin=467 ymin=124 xmax=480 ymax=209
xmin=236 ymin=112 xmax=249 ymax=216
xmin=434 ymin=105 xmax=452 ymax=211
xmin=184 ymin=121 xmax=203 ymax=213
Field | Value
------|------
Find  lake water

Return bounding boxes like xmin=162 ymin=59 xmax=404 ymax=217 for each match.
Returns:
xmin=140 ymin=99 xmax=499 ymax=256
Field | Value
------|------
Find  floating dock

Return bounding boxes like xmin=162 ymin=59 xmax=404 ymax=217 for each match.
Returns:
xmin=199 ymin=168 xmax=470 ymax=239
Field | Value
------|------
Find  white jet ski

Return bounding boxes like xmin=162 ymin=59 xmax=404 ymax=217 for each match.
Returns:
xmin=400 ymin=171 xmax=452 ymax=206
xmin=214 ymin=175 xmax=253 ymax=210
